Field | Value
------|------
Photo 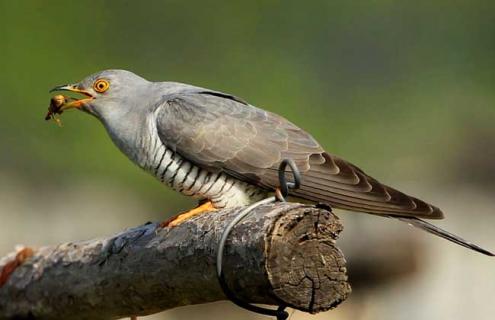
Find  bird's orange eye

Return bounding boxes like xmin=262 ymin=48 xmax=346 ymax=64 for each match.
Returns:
xmin=93 ymin=79 xmax=110 ymax=93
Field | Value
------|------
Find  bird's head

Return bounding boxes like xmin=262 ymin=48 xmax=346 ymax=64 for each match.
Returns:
xmin=49 ymin=69 xmax=150 ymax=121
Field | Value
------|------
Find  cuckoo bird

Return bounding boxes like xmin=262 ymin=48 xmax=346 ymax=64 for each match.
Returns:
xmin=49 ymin=69 xmax=493 ymax=256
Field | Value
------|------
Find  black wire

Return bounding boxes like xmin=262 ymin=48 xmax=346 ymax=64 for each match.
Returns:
xmin=278 ymin=159 xmax=301 ymax=199
xmin=216 ymin=159 xmax=301 ymax=320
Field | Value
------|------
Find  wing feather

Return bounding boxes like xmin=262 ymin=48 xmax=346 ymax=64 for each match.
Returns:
xmin=155 ymin=90 xmax=443 ymax=219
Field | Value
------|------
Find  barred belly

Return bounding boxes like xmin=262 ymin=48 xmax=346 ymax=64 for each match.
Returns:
xmin=134 ymin=122 xmax=267 ymax=208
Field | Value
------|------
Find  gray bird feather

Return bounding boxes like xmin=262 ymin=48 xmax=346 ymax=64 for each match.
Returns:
xmin=155 ymin=90 xmax=443 ymax=219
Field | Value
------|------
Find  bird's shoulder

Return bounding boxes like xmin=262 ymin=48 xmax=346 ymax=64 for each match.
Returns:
xmin=153 ymin=82 xmax=249 ymax=111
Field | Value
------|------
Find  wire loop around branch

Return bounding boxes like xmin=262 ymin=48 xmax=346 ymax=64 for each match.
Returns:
xmin=216 ymin=159 xmax=301 ymax=320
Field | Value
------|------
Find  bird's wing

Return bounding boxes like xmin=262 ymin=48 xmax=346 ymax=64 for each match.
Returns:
xmin=155 ymin=90 xmax=443 ymax=219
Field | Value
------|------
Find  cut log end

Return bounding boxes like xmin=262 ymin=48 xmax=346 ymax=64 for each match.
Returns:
xmin=266 ymin=206 xmax=351 ymax=313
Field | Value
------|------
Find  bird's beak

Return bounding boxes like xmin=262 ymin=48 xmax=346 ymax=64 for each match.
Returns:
xmin=49 ymin=84 xmax=94 ymax=110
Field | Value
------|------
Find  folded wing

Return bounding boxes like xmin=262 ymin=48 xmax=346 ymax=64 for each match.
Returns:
xmin=155 ymin=90 xmax=443 ymax=219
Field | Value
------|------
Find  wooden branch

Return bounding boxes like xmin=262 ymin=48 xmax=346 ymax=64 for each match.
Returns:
xmin=0 ymin=203 xmax=351 ymax=319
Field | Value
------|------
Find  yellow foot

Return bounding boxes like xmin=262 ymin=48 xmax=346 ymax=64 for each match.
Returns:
xmin=160 ymin=201 xmax=216 ymax=228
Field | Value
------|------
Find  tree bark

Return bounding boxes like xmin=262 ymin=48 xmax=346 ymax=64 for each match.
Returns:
xmin=0 ymin=202 xmax=350 ymax=320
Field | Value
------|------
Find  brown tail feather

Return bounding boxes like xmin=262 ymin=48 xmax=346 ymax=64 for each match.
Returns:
xmin=293 ymin=152 xmax=444 ymax=219
xmin=394 ymin=216 xmax=494 ymax=256
xmin=293 ymin=186 xmax=444 ymax=219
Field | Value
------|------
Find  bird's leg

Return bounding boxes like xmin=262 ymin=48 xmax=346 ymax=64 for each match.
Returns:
xmin=160 ymin=200 xmax=217 ymax=227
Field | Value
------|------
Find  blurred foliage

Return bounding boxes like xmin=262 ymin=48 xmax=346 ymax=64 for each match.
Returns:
xmin=0 ymin=0 xmax=494 ymax=210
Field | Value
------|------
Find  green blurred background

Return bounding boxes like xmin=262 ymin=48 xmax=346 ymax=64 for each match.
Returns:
xmin=0 ymin=1 xmax=494 ymax=319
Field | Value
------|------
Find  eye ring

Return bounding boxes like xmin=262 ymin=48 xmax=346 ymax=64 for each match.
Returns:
xmin=93 ymin=79 xmax=110 ymax=93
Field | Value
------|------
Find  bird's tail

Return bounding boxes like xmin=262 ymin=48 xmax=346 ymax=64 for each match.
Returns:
xmin=392 ymin=216 xmax=494 ymax=256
